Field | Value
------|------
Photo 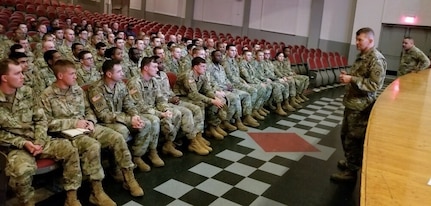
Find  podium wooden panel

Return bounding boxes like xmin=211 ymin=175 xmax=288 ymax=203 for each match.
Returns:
xmin=361 ymin=69 xmax=431 ymax=205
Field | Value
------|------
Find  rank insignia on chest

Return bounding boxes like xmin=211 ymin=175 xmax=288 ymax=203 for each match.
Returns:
xmin=92 ymin=94 xmax=101 ymax=102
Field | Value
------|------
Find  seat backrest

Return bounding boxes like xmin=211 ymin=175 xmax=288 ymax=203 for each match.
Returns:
xmin=166 ymin=72 xmax=177 ymax=89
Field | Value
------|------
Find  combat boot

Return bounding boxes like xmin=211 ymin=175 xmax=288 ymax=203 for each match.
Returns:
xmin=133 ymin=156 xmax=151 ymax=172
xmin=220 ymin=120 xmax=237 ymax=132
xmin=242 ymin=115 xmax=260 ymax=127
xmin=235 ymin=118 xmax=249 ymax=131
xmin=290 ymin=98 xmax=302 ymax=109
xmin=267 ymin=102 xmax=276 ymax=110
xmin=110 ymin=167 xmax=124 ymax=182
xmin=282 ymin=100 xmax=296 ymax=112
xmin=215 ymin=125 xmax=228 ymax=136
xmin=64 ymin=190 xmax=81 ymax=206
xmin=261 ymin=107 xmax=270 ymax=114
xmin=196 ymin=132 xmax=210 ymax=146
xmin=300 ymin=93 xmax=309 ymax=101
xmin=89 ymin=180 xmax=117 ymax=206
xmin=122 ymin=168 xmax=144 ymax=197
xmin=206 ymin=126 xmax=224 ymax=140
xmin=252 ymin=109 xmax=265 ymax=120
xmin=188 ymin=138 xmax=209 ymax=155
xmin=337 ymin=160 xmax=348 ymax=171
xmin=162 ymin=140 xmax=183 ymax=157
xmin=21 ymin=199 xmax=35 ymax=206
xmin=275 ymin=103 xmax=288 ymax=116
xmin=296 ymin=94 xmax=305 ymax=103
xmin=330 ymin=170 xmax=357 ymax=182
xmin=148 ymin=149 xmax=165 ymax=167
xmin=257 ymin=108 xmax=268 ymax=116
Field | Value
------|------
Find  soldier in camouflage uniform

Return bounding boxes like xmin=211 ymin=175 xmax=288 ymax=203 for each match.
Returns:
xmin=273 ymin=51 xmax=310 ymax=104
xmin=173 ymin=57 xmax=228 ymax=140
xmin=9 ymin=52 xmax=36 ymax=89
xmin=127 ymin=56 xmax=184 ymax=164
xmin=154 ymin=56 xmax=212 ymax=155
xmin=178 ymin=44 xmax=196 ymax=74
xmin=34 ymin=50 xmax=62 ymax=94
xmin=0 ymin=59 xmax=82 ymax=206
xmin=94 ymin=42 xmax=107 ymax=72
xmin=76 ymin=50 xmax=101 ymax=86
xmin=398 ymin=37 xmax=430 ymax=76
xmin=125 ymin=47 xmax=142 ymax=78
xmin=87 ymin=60 xmax=155 ymax=172
xmin=207 ymin=50 xmax=260 ymax=131
xmin=331 ymin=27 xmax=386 ymax=182
xmin=164 ymin=46 xmax=182 ymax=74
xmin=222 ymin=45 xmax=271 ymax=117
xmin=40 ymin=60 xmax=143 ymax=205
xmin=57 ymin=29 xmax=75 ymax=60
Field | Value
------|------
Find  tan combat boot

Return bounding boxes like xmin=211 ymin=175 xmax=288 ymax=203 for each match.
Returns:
xmin=64 ymin=190 xmax=82 ymax=206
xmin=122 ymin=168 xmax=144 ymax=197
xmin=148 ymin=149 xmax=165 ymax=167
xmin=89 ymin=180 xmax=117 ymax=206
xmin=296 ymin=94 xmax=305 ymax=103
xmin=290 ymin=98 xmax=302 ymax=109
xmin=300 ymin=93 xmax=309 ymax=101
xmin=257 ymin=108 xmax=268 ymax=116
xmin=215 ymin=125 xmax=228 ymax=136
xmin=162 ymin=140 xmax=183 ymax=157
xmin=110 ymin=167 xmax=124 ymax=182
xmin=133 ymin=156 xmax=151 ymax=172
xmin=235 ymin=118 xmax=249 ymax=131
xmin=242 ymin=115 xmax=260 ymax=127
xmin=188 ymin=138 xmax=209 ymax=155
xmin=261 ymin=107 xmax=270 ymax=114
xmin=220 ymin=120 xmax=237 ymax=132
xmin=282 ymin=100 xmax=296 ymax=112
xmin=275 ymin=103 xmax=288 ymax=116
xmin=252 ymin=109 xmax=265 ymax=120
xmin=196 ymin=132 xmax=213 ymax=152
xmin=206 ymin=126 xmax=224 ymax=140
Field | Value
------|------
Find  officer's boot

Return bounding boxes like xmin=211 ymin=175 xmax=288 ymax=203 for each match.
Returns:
xmin=235 ymin=118 xmax=248 ymax=131
xmin=220 ymin=120 xmax=237 ymax=132
xmin=282 ymin=100 xmax=296 ymax=112
xmin=148 ymin=149 xmax=165 ymax=167
xmin=275 ymin=103 xmax=288 ymax=116
xmin=122 ymin=168 xmax=144 ymax=197
xmin=300 ymin=93 xmax=309 ymax=101
xmin=162 ymin=140 xmax=183 ymax=157
xmin=188 ymin=138 xmax=209 ymax=155
xmin=206 ymin=125 xmax=224 ymax=140
xmin=290 ymin=97 xmax=302 ymax=109
xmin=64 ymin=190 xmax=82 ymax=206
xmin=133 ymin=156 xmax=151 ymax=172
xmin=252 ymin=109 xmax=265 ymax=120
xmin=196 ymin=132 xmax=213 ymax=151
xmin=89 ymin=180 xmax=117 ymax=206
xmin=242 ymin=115 xmax=260 ymax=127
xmin=215 ymin=125 xmax=228 ymax=136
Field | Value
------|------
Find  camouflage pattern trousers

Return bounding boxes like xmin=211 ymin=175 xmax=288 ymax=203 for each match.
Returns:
xmin=173 ymin=101 xmax=204 ymax=139
xmin=340 ymin=106 xmax=372 ymax=171
xmin=6 ymin=138 xmax=81 ymax=203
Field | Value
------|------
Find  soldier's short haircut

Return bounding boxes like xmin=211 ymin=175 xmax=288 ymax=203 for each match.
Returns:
xmin=9 ymin=52 xmax=27 ymax=60
xmin=53 ymin=59 xmax=75 ymax=76
xmin=226 ymin=44 xmax=236 ymax=51
xmin=211 ymin=50 xmax=221 ymax=57
xmin=71 ymin=43 xmax=83 ymax=51
xmin=0 ymin=59 xmax=19 ymax=83
xmin=153 ymin=46 xmax=163 ymax=56
xmin=10 ymin=44 xmax=24 ymax=53
xmin=140 ymin=56 xmax=157 ymax=69
xmin=192 ymin=47 xmax=204 ymax=55
xmin=356 ymin=27 xmax=374 ymax=37
xmin=192 ymin=57 xmax=206 ymax=67
xmin=114 ymin=37 xmax=123 ymax=43
xmin=44 ymin=50 xmax=59 ymax=64
xmin=186 ymin=44 xmax=195 ymax=51
xmin=78 ymin=50 xmax=91 ymax=60
xmin=96 ymin=42 xmax=106 ymax=50
xmin=129 ymin=47 xmax=138 ymax=58
xmin=42 ymin=33 xmax=53 ymax=41
xmin=102 ymin=59 xmax=121 ymax=74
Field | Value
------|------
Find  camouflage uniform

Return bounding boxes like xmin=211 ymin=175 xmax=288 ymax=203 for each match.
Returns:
xmin=222 ymin=57 xmax=263 ymax=110
xmin=173 ymin=70 xmax=222 ymax=127
xmin=179 ymin=54 xmax=192 ymax=74
xmin=237 ymin=59 xmax=272 ymax=109
xmin=156 ymin=71 xmax=204 ymax=138
xmin=76 ymin=65 xmax=102 ymax=86
xmin=0 ymin=86 xmax=81 ymax=203
xmin=399 ymin=45 xmax=431 ymax=76
xmin=207 ymin=61 xmax=253 ymax=119
xmin=341 ymin=48 xmax=386 ymax=171
xmin=58 ymin=41 xmax=73 ymax=60
xmin=40 ymin=83 xmax=134 ymax=181
xmin=94 ymin=55 xmax=105 ymax=73
xmin=87 ymin=79 xmax=152 ymax=158
xmin=127 ymin=75 xmax=181 ymax=143
xmin=121 ymin=60 xmax=140 ymax=79
xmin=277 ymin=59 xmax=309 ymax=94
xmin=23 ymin=66 xmax=37 ymax=89
xmin=273 ymin=60 xmax=297 ymax=96
xmin=255 ymin=60 xmax=288 ymax=104
xmin=164 ymin=58 xmax=180 ymax=74
xmin=34 ymin=66 xmax=56 ymax=94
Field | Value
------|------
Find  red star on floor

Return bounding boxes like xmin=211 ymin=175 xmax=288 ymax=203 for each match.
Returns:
xmin=248 ymin=132 xmax=319 ymax=152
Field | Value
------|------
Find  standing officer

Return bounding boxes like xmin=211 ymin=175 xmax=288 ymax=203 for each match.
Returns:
xmin=331 ymin=27 xmax=386 ymax=182
xmin=398 ymin=36 xmax=430 ymax=76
